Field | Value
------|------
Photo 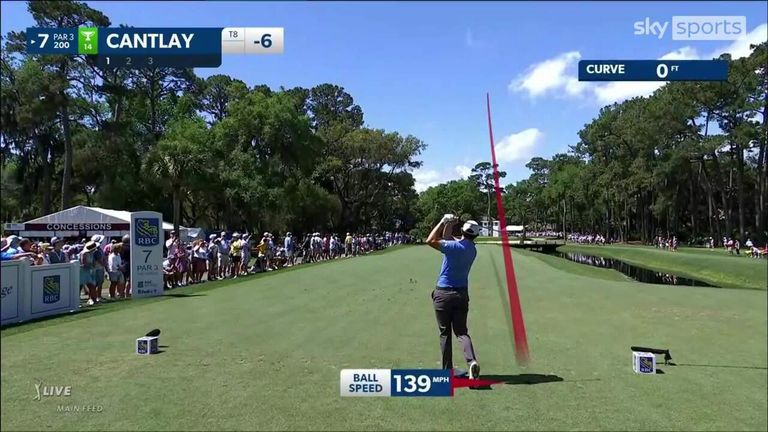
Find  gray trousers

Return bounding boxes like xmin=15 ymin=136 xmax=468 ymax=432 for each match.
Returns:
xmin=432 ymin=288 xmax=477 ymax=370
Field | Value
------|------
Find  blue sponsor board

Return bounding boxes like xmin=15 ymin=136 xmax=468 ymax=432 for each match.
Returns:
xmin=390 ymin=369 xmax=452 ymax=397
xmin=639 ymin=357 xmax=654 ymax=373
xmin=134 ymin=218 xmax=160 ymax=247
xmin=42 ymin=275 xmax=61 ymax=304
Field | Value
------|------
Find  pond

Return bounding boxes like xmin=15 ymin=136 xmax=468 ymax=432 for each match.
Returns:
xmin=546 ymin=250 xmax=718 ymax=287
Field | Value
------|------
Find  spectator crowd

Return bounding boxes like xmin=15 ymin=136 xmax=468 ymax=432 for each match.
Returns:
xmin=1 ymin=231 xmax=414 ymax=307
xmin=720 ymin=236 xmax=767 ymax=258
xmin=568 ymin=233 xmax=608 ymax=245
xmin=653 ymin=235 xmax=679 ymax=251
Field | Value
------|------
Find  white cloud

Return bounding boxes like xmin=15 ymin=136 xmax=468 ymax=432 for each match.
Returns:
xmin=593 ymin=47 xmax=702 ymax=104
xmin=455 ymin=165 xmax=473 ymax=178
xmin=660 ymin=46 xmax=701 ymax=60
xmin=509 ymin=51 xmax=583 ymax=97
xmin=710 ymin=23 xmax=767 ymax=59
xmin=509 ymin=23 xmax=767 ymax=105
xmin=592 ymin=81 xmax=661 ymax=105
xmin=465 ymin=29 xmax=474 ymax=48
xmin=412 ymin=168 xmax=443 ymax=192
xmin=495 ymin=128 xmax=544 ymax=163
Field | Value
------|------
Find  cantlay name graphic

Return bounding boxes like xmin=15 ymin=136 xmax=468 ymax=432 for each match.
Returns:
xmin=33 ymin=380 xmax=72 ymax=401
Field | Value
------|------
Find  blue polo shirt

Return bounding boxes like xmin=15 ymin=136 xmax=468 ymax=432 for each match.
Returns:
xmin=436 ymin=239 xmax=477 ymax=289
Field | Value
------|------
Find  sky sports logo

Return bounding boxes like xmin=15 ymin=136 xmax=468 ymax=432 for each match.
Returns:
xmin=634 ymin=16 xmax=746 ymax=40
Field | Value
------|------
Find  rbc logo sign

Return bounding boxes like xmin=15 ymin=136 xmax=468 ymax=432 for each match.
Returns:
xmin=43 ymin=275 xmax=61 ymax=304
xmin=134 ymin=218 xmax=160 ymax=246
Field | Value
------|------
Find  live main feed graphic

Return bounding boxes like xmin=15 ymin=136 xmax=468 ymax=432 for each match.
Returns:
xmin=340 ymin=369 xmax=501 ymax=397
xmin=32 ymin=380 xmax=104 ymax=413
xmin=130 ymin=211 xmax=164 ymax=298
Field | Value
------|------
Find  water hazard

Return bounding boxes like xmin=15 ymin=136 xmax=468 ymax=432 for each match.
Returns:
xmin=547 ymin=250 xmax=718 ymax=287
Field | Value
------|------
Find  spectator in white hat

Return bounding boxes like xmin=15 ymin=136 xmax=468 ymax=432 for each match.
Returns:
xmin=284 ymin=232 xmax=295 ymax=267
xmin=218 ymin=232 xmax=230 ymax=279
xmin=207 ymin=234 xmax=219 ymax=281
xmin=120 ymin=234 xmax=132 ymax=298
xmin=47 ymin=237 xmax=67 ymax=264
xmin=90 ymin=235 xmax=107 ymax=301
xmin=241 ymin=233 xmax=252 ymax=275
xmin=80 ymin=241 xmax=99 ymax=306
xmin=108 ymin=243 xmax=125 ymax=299
xmin=257 ymin=235 xmax=269 ymax=271
xmin=229 ymin=233 xmax=243 ymax=278
xmin=4 ymin=235 xmax=22 ymax=256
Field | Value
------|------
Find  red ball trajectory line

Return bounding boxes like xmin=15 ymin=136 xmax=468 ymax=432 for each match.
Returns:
xmin=486 ymin=93 xmax=530 ymax=365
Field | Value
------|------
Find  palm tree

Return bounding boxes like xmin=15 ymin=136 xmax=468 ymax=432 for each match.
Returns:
xmin=145 ymin=118 xmax=208 ymax=236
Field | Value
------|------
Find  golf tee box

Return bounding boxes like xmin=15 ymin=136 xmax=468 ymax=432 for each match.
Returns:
xmin=632 ymin=351 xmax=656 ymax=374
xmin=136 ymin=336 xmax=159 ymax=355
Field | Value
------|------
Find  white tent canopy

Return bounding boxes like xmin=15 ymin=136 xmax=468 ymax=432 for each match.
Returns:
xmin=5 ymin=205 xmax=185 ymax=239
xmin=186 ymin=227 xmax=206 ymax=241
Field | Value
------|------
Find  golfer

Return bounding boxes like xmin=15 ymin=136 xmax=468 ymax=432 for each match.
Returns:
xmin=427 ymin=215 xmax=481 ymax=379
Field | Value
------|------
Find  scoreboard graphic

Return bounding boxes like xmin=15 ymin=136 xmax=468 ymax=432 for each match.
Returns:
xmin=25 ymin=27 xmax=284 ymax=68
xmin=339 ymin=369 xmax=502 ymax=397
xmin=23 ymin=26 xmax=728 ymax=82
xmin=578 ymin=60 xmax=728 ymax=81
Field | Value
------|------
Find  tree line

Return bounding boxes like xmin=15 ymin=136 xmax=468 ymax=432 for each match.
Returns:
xmin=508 ymin=43 xmax=766 ymax=245
xmin=415 ymin=43 xmax=767 ymax=245
xmin=1 ymin=1 xmax=424 ymax=236
xmin=3 ymin=2 xmax=765 ymax=245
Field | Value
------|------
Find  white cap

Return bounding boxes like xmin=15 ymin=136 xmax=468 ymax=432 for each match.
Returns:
xmin=461 ymin=220 xmax=481 ymax=236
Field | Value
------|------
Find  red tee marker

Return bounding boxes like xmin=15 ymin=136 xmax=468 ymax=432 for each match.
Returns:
xmin=486 ymin=93 xmax=530 ymax=365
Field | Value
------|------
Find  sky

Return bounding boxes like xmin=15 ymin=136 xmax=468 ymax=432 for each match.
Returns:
xmin=2 ymin=1 xmax=766 ymax=192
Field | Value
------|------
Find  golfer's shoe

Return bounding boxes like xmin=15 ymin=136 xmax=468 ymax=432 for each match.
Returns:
xmin=469 ymin=361 xmax=480 ymax=380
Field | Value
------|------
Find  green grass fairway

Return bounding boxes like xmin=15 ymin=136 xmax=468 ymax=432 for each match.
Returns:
xmin=560 ymin=244 xmax=768 ymax=290
xmin=2 ymin=246 xmax=767 ymax=431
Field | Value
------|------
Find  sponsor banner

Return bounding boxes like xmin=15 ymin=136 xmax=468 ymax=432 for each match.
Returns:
xmin=21 ymin=223 xmax=130 ymax=231
xmin=130 ymin=211 xmax=164 ymax=298
xmin=27 ymin=263 xmax=79 ymax=320
xmin=1 ymin=260 xmax=29 ymax=326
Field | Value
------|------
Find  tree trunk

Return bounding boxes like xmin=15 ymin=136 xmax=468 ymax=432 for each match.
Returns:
xmin=710 ymin=151 xmax=732 ymax=237
xmin=689 ymin=171 xmax=697 ymax=239
xmin=733 ymin=141 xmax=746 ymax=239
xmin=172 ymin=185 xmax=181 ymax=237
xmin=60 ymin=102 xmax=73 ymax=210
xmin=757 ymin=97 xmax=767 ymax=241
xmin=40 ymin=140 xmax=52 ymax=215
xmin=756 ymin=139 xmax=766 ymax=241
xmin=562 ymin=198 xmax=566 ymax=239
xmin=487 ymin=190 xmax=492 ymax=234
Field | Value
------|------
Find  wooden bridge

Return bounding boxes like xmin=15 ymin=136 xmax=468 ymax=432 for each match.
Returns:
xmin=476 ymin=238 xmax=566 ymax=253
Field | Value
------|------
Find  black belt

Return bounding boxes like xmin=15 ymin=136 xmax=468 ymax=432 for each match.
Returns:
xmin=435 ymin=286 xmax=467 ymax=291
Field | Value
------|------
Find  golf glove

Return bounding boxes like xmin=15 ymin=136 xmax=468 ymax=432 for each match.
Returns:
xmin=441 ymin=214 xmax=456 ymax=224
